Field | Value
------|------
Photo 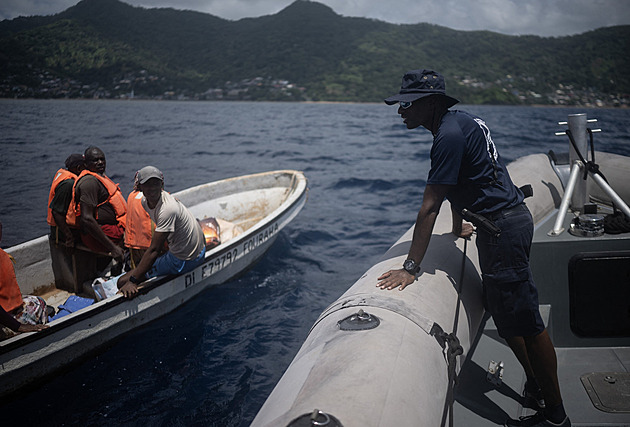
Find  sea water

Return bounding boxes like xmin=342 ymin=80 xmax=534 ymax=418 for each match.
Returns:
xmin=1 ymin=100 xmax=629 ymax=425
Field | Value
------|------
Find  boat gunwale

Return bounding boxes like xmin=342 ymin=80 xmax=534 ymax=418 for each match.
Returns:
xmin=0 ymin=170 xmax=307 ymax=355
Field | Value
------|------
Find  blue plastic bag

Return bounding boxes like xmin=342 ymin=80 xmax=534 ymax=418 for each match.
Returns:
xmin=49 ymin=295 xmax=94 ymax=321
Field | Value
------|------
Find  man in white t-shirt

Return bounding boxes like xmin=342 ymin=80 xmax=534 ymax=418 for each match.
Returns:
xmin=118 ymin=166 xmax=206 ymax=298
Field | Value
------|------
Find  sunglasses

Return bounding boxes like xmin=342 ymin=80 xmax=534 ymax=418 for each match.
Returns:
xmin=399 ymin=101 xmax=413 ymax=109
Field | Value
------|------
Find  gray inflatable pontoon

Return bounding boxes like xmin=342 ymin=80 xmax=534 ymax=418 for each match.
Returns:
xmin=253 ymin=114 xmax=630 ymax=427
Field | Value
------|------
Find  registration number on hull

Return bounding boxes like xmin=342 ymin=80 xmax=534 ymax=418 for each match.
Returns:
xmin=185 ymin=222 xmax=279 ymax=285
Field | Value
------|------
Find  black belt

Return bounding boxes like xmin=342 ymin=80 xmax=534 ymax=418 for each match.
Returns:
xmin=485 ymin=203 xmax=526 ymax=221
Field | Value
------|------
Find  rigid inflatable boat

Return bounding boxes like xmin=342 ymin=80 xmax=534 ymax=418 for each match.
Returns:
xmin=253 ymin=114 xmax=630 ymax=426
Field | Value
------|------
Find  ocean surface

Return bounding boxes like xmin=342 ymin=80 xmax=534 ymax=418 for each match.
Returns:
xmin=1 ymin=100 xmax=629 ymax=426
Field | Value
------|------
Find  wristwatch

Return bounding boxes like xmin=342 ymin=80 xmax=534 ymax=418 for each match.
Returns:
xmin=403 ymin=259 xmax=420 ymax=275
xmin=129 ymin=275 xmax=141 ymax=284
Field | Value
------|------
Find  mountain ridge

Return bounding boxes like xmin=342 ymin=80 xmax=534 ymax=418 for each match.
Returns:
xmin=1 ymin=0 xmax=628 ymax=106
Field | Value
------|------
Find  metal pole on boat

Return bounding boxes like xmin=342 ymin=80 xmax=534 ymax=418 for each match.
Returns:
xmin=551 ymin=113 xmax=629 ymax=235
xmin=589 ymin=172 xmax=630 ymax=218
xmin=549 ymin=161 xmax=582 ymax=236
xmin=567 ymin=114 xmax=589 ymax=211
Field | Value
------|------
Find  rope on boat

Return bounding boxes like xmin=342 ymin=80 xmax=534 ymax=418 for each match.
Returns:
xmin=436 ymin=238 xmax=467 ymax=427
xmin=604 ymin=210 xmax=630 ymax=234
xmin=565 ymin=128 xmax=605 ymax=182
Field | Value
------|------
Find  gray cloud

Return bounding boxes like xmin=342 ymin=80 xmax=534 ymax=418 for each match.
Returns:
xmin=1 ymin=0 xmax=629 ymax=37
xmin=1 ymin=0 xmax=76 ymax=20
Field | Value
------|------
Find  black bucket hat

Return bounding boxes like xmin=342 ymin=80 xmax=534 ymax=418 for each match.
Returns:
xmin=384 ymin=69 xmax=459 ymax=108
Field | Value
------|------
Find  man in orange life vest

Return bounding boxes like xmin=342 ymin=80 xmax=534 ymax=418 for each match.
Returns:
xmin=47 ymin=153 xmax=85 ymax=248
xmin=117 ymin=166 xmax=206 ymax=298
xmin=125 ymin=171 xmax=155 ymax=268
xmin=66 ymin=147 xmax=127 ymax=263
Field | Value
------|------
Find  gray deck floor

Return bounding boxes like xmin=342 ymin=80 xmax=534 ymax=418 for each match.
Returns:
xmin=452 ymin=311 xmax=630 ymax=426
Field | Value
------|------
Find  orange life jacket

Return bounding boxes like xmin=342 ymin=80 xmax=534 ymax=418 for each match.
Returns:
xmin=0 ymin=248 xmax=23 ymax=313
xmin=66 ymin=170 xmax=127 ymax=229
xmin=124 ymin=190 xmax=154 ymax=250
xmin=46 ymin=168 xmax=77 ymax=226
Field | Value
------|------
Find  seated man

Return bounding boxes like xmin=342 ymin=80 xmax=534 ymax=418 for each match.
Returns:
xmin=0 ymin=222 xmax=48 ymax=338
xmin=48 ymin=153 xmax=85 ymax=247
xmin=66 ymin=146 xmax=127 ymax=264
xmin=117 ymin=166 xmax=206 ymax=298
xmin=125 ymin=172 xmax=155 ymax=268
xmin=0 ymin=305 xmax=48 ymax=336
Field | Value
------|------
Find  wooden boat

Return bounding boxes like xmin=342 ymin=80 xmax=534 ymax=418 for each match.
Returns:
xmin=0 ymin=169 xmax=308 ymax=397
xmin=252 ymin=114 xmax=630 ymax=426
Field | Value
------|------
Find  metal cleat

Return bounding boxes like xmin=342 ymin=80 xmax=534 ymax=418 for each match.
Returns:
xmin=486 ymin=360 xmax=504 ymax=387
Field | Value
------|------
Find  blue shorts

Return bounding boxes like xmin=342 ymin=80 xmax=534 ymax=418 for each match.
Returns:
xmin=475 ymin=203 xmax=545 ymax=339
xmin=147 ymin=246 xmax=206 ymax=278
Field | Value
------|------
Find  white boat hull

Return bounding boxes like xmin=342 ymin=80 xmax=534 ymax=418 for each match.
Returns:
xmin=0 ymin=170 xmax=308 ymax=397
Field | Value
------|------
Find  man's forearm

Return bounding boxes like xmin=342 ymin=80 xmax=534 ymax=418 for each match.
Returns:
xmin=406 ymin=184 xmax=449 ymax=268
xmin=131 ymin=247 xmax=160 ymax=280
xmin=407 ymin=207 xmax=438 ymax=265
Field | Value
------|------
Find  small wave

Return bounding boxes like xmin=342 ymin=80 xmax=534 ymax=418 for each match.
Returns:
xmin=329 ymin=177 xmax=397 ymax=192
xmin=292 ymin=229 xmax=338 ymax=245
xmin=191 ymin=150 xmax=216 ymax=156
xmin=101 ymin=133 xmax=126 ymax=140
xmin=271 ymin=150 xmax=301 ymax=157
xmin=294 ymin=155 xmax=346 ymax=166
xmin=218 ymin=132 xmax=244 ymax=138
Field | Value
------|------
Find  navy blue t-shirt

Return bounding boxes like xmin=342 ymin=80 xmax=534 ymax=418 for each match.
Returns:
xmin=427 ymin=110 xmax=523 ymax=215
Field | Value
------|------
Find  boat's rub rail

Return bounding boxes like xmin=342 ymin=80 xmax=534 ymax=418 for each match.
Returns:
xmin=2 ymin=242 xmax=209 ymax=352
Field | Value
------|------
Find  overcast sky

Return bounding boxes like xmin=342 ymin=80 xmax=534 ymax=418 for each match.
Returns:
xmin=1 ymin=0 xmax=629 ymax=37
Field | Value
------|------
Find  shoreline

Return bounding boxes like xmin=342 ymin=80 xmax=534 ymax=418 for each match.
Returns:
xmin=0 ymin=97 xmax=627 ymax=109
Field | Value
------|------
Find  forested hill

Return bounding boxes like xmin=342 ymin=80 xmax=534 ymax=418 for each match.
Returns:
xmin=1 ymin=0 xmax=628 ymax=106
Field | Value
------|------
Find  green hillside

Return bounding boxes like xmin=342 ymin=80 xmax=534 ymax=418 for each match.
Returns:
xmin=1 ymin=0 xmax=628 ymax=106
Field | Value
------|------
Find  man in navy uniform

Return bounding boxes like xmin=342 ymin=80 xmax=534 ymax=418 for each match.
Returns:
xmin=377 ymin=69 xmax=569 ymax=427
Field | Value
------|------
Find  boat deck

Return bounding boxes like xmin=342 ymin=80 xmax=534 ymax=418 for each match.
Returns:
xmin=452 ymin=206 xmax=630 ymax=426
xmin=38 ymin=288 xmax=73 ymax=312
xmin=453 ymin=308 xmax=630 ymax=426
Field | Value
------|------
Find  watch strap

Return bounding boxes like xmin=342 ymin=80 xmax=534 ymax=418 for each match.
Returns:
xmin=403 ymin=259 xmax=420 ymax=275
